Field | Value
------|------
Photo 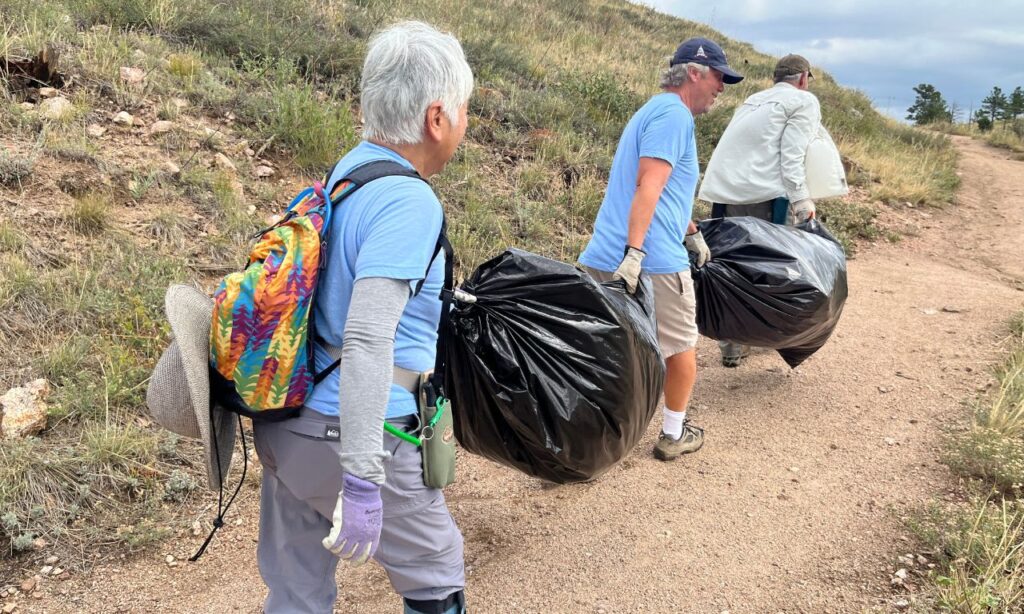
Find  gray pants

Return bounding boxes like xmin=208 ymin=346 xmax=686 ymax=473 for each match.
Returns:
xmin=711 ymin=199 xmax=792 ymax=360
xmin=253 ymin=408 xmax=465 ymax=613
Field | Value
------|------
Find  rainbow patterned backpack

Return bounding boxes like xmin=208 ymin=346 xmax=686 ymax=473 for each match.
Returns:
xmin=209 ymin=160 xmax=423 ymax=420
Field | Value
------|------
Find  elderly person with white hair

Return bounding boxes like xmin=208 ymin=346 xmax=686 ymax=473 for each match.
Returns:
xmin=252 ymin=21 xmax=472 ymax=614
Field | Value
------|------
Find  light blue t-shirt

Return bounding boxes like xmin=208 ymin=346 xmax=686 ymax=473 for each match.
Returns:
xmin=306 ymin=141 xmax=445 ymax=419
xmin=579 ymin=93 xmax=699 ymax=274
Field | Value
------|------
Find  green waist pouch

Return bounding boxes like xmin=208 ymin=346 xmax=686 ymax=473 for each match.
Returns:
xmin=380 ymin=373 xmax=456 ymax=488
xmin=417 ymin=372 xmax=456 ymax=489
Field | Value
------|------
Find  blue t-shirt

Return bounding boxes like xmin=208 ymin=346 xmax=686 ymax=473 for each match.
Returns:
xmin=305 ymin=141 xmax=445 ymax=419
xmin=579 ymin=93 xmax=699 ymax=274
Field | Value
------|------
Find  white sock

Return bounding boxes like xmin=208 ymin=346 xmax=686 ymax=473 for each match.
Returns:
xmin=662 ymin=407 xmax=686 ymax=440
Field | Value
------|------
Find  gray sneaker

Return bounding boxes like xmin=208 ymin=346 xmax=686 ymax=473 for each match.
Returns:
xmin=653 ymin=420 xmax=705 ymax=460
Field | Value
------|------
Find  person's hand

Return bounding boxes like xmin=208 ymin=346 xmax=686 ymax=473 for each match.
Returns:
xmin=793 ymin=199 xmax=816 ymax=222
xmin=321 ymin=474 xmax=383 ymax=565
xmin=613 ymin=246 xmax=646 ymax=294
xmin=684 ymin=230 xmax=711 ymax=268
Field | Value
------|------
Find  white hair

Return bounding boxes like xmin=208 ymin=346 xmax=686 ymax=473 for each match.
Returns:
xmin=360 ymin=21 xmax=474 ymax=145
xmin=659 ymin=61 xmax=708 ymax=89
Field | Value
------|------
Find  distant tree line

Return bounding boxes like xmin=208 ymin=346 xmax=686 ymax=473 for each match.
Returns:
xmin=907 ymin=83 xmax=1024 ymax=132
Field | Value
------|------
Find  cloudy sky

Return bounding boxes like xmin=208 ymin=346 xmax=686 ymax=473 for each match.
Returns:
xmin=637 ymin=0 xmax=1024 ymax=121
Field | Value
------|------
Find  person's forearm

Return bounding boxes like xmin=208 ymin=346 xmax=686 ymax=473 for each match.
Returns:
xmin=334 ymin=277 xmax=410 ymax=485
xmin=626 ymin=181 xmax=663 ymax=249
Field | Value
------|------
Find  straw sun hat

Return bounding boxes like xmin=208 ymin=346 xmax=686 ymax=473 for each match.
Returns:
xmin=146 ymin=285 xmax=236 ymax=491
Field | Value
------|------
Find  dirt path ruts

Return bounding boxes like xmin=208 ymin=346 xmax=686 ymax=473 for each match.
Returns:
xmin=14 ymin=136 xmax=1024 ymax=614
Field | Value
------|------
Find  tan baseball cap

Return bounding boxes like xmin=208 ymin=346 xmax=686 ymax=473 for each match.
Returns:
xmin=774 ymin=54 xmax=813 ymax=80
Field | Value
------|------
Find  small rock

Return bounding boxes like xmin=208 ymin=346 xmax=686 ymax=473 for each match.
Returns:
xmin=86 ymin=124 xmax=106 ymax=138
xmin=191 ymin=521 xmax=203 ymax=537
xmin=165 ymin=555 xmax=175 ymax=564
xmin=213 ymin=153 xmax=237 ymax=173
xmin=44 ymin=556 xmax=58 ymax=565
xmin=149 ymin=120 xmax=175 ymax=135
xmin=788 ymin=466 xmax=799 ymax=473
xmin=1 ymin=379 xmax=50 ymax=439
xmin=245 ymin=148 xmax=255 ymax=157
xmin=3 ymin=603 xmax=17 ymax=613
xmin=919 ymin=308 xmax=938 ymax=315
xmin=119 ymin=66 xmax=145 ymax=85
xmin=891 ymin=568 xmax=908 ymax=586
xmin=19 ymin=102 xmax=35 ymax=111
xmin=40 ymin=565 xmax=53 ymax=576
xmin=50 ymin=568 xmax=63 ymax=577
xmin=112 ymin=111 xmax=134 ymax=127
xmin=916 ymin=554 xmax=929 ymax=565
xmin=884 ymin=437 xmax=898 ymax=446
xmin=31 ymin=537 xmax=47 ymax=551
xmin=229 ymin=178 xmax=245 ymax=201
xmin=163 ymin=161 xmax=181 ymax=177
xmin=39 ymin=97 xmax=75 ymax=121
xmin=894 ymin=599 xmax=910 ymax=610
xmin=38 ymin=87 xmax=59 ymax=99
xmin=878 ymin=385 xmax=892 ymax=394
xmin=20 ymin=577 xmax=36 ymax=592
xmin=253 ymin=165 xmax=275 ymax=179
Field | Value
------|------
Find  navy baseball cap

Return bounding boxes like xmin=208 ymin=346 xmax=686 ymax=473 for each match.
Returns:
xmin=670 ymin=37 xmax=744 ymax=84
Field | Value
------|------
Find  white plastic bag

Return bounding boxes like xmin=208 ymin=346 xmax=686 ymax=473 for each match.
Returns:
xmin=804 ymin=125 xmax=848 ymax=199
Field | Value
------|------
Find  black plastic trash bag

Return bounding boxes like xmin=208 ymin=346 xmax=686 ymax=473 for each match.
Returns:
xmin=690 ymin=217 xmax=848 ymax=367
xmin=445 ymin=249 xmax=665 ymax=484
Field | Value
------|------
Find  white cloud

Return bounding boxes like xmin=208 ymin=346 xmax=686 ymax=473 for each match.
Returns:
xmin=635 ymin=0 xmax=1024 ymax=122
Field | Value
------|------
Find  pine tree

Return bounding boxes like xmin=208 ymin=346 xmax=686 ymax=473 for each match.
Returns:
xmin=906 ymin=83 xmax=952 ymax=125
xmin=1009 ymin=86 xmax=1024 ymax=120
xmin=981 ymin=86 xmax=1009 ymax=122
xmin=974 ymin=108 xmax=993 ymax=132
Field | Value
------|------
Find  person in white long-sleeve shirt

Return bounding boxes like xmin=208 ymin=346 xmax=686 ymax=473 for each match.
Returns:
xmin=697 ymin=54 xmax=820 ymax=367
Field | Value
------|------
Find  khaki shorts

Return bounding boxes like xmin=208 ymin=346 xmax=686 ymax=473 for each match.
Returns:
xmin=586 ymin=267 xmax=699 ymax=357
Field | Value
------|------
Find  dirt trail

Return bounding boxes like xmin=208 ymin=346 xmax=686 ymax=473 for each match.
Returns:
xmin=12 ymin=137 xmax=1024 ymax=613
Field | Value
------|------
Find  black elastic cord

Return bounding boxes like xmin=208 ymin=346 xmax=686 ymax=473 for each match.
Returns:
xmin=190 ymin=411 xmax=248 ymax=561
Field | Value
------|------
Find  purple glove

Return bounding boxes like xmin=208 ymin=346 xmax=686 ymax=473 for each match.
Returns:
xmin=320 ymin=473 xmax=383 ymax=565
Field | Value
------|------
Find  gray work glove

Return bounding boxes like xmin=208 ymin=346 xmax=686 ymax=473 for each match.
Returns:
xmin=684 ymin=230 xmax=711 ymax=268
xmin=613 ymin=246 xmax=646 ymax=294
xmin=792 ymin=199 xmax=816 ymax=222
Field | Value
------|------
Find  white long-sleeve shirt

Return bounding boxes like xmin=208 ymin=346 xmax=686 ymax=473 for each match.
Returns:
xmin=698 ymin=82 xmax=821 ymax=205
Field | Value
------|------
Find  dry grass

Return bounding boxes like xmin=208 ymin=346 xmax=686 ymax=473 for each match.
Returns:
xmin=917 ymin=314 xmax=1024 ymax=610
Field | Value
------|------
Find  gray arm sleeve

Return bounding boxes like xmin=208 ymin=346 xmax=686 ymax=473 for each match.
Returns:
xmin=328 ymin=276 xmax=411 ymax=485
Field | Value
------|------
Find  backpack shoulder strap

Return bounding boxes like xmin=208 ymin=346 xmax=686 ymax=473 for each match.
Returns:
xmin=327 ymin=160 xmax=426 ymax=202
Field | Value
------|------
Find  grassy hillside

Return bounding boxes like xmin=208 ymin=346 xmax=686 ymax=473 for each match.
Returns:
xmin=0 ymin=0 xmax=958 ymax=567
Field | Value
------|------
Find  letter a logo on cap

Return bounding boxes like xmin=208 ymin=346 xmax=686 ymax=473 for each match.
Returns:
xmin=695 ymin=45 xmax=707 ymax=58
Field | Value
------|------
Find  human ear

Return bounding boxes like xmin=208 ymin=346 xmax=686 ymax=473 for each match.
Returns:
xmin=424 ymin=102 xmax=445 ymax=143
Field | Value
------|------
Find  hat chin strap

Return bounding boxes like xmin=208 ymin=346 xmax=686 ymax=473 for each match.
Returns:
xmin=190 ymin=404 xmax=248 ymax=561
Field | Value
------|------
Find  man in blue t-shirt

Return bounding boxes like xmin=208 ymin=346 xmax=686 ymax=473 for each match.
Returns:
xmin=580 ymin=37 xmax=743 ymax=461
xmin=251 ymin=22 xmax=472 ymax=614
